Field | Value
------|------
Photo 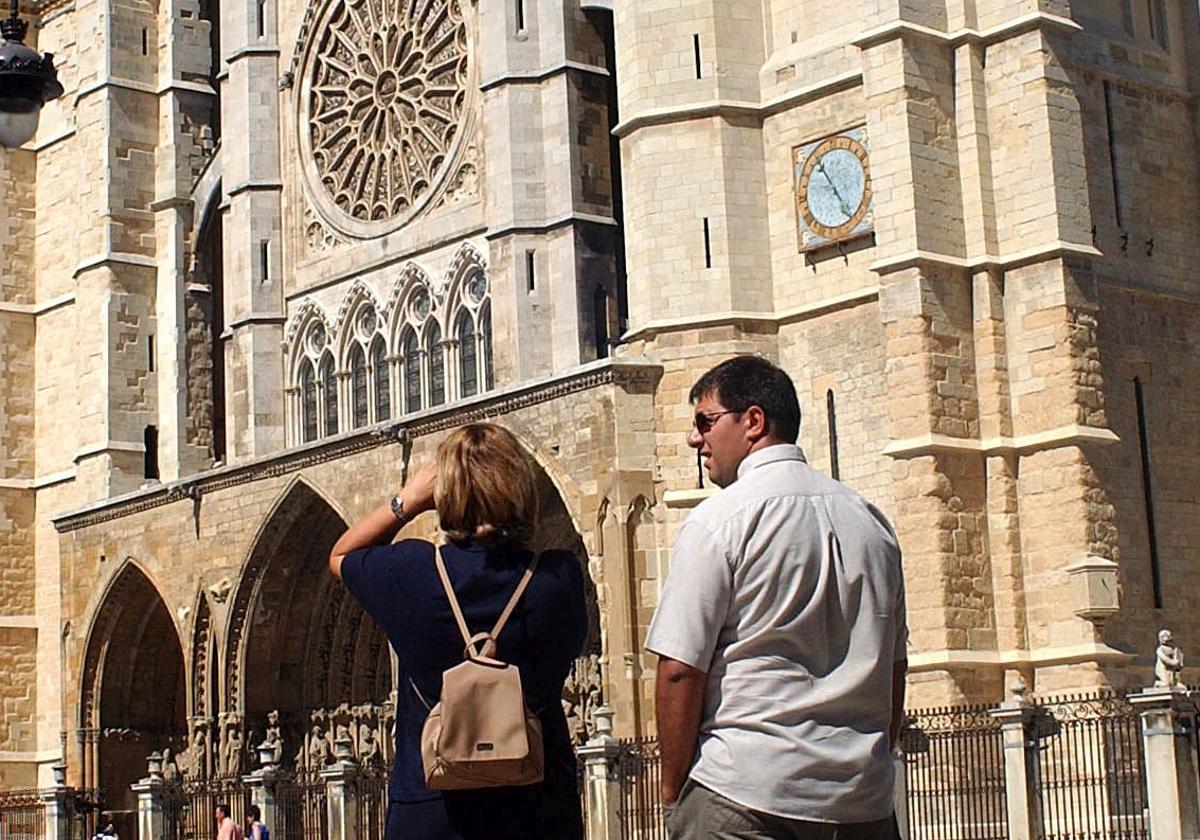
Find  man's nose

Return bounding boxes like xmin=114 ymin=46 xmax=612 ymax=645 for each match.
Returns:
xmin=687 ymin=427 xmax=703 ymax=448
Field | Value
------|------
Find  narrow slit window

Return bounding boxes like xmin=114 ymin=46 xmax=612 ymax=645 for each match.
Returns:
xmin=693 ymin=34 xmax=702 ymax=78
xmin=516 ymin=0 xmax=525 ymax=32
xmin=1121 ymin=0 xmax=1134 ymax=35
xmin=259 ymin=240 xmax=270 ymax=282
xmin=826 ymin=390 xmax=840 ymax=481
xmin=703 ymin=218 xmax=712 ymax=268
xmin=148 ymin=334 xmax=155 ymax=373
xmin=593 ymin=286 xmax=609 ymax=360
xmin=141 ymin=28 xmax=148 ymax=55
xmin=256 ymin=0 xmax=266 ymax=38
xmin=1103 ymin=81 xmax=1123 ymax=229
xmin=525 ymin=249 xmax=536 ymax=292
xmin=1148 ymin=0 xmax=1168 ymax=49
xmin=1134 ymin=377 xmax=1162 ymax=608
xmin=143 ymin=425 xmax=159 ymax=480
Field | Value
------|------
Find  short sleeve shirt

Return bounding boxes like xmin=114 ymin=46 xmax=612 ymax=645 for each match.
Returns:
xmin=341 ymin=539 xmax=588 ymax=804
xmin=645 ymin=444 xmax=907 ymax=823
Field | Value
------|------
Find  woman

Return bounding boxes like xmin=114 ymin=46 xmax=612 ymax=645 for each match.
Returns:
xmin=329 ymin=423 xmax=588 ymax=839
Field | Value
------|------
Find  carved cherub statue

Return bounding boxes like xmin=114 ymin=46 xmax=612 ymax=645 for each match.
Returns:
xmin=1154 ymin=629 xmax=1185 ymax=689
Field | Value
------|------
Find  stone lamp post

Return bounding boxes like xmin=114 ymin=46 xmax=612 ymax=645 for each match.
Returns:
xmin=0 ymin=0 xmax=64 ymax=147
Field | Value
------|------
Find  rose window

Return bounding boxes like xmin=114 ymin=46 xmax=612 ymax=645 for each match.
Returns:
xmin=304 ymin=0 xmax=469 ymax=229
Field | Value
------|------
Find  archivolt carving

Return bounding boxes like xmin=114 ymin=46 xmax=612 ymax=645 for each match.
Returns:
xmin=303 ymin=0 xmax=470 ymax=231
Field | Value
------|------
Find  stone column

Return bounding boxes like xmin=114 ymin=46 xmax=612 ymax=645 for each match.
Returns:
xmin=243 ymin=768 xmax=280 ymax=835
xmin=40 ymin=765 xmax=74 ymax=840
xmin=575 ymin=707 xmax=621 ymax=840
xmin=131 ymin=753 xmax=168 ymax=840
xmin=322 ymin=735 xmax=359 ymax=840
xmin=989 ymin=697 xmax=1044 ymax=840
xmin=1130 ymin=689 xmax=1200 ymax=840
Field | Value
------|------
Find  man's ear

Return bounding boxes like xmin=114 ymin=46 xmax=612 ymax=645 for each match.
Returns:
xmin=744 ymin=405 xmax=769 ymax=442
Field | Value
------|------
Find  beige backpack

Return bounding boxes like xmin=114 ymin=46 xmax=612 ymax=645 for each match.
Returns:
xmin=413 ymin=545 xmax=545 ymax=791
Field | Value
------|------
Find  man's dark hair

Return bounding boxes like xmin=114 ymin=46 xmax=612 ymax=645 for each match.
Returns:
xmin=215 ymin=803 xmax=231 ymax=819
xmin=689 ymin=355 xmax=801 ymax=443
xmin=247 ymin=805 xmax=261 ymax=821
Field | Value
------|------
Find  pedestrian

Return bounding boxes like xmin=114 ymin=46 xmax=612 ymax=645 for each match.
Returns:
xmin=214 ymin=803 xmax=243 ymax=840
xmin=328 ymin=422 xmax=588 ymax=839
xmin=91 ymin=821 xmax=117 ymax=840
xmin=245 ymin=804 xmax=269 ymax=840
xmin=646 ymin=355 xmax=908 ymax=839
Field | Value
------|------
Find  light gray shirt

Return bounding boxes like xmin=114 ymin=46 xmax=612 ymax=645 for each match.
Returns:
xmin=645 ymin=444 xmax=907 ymax=823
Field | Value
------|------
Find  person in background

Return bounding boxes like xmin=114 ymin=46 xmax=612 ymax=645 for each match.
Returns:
xmin=214 ymin=803 xmax=243 ymax=840
xmin=647 ymin=355 xmax=908 ymax=839
xmin=245 ymin=804 xmax=270 ymax=840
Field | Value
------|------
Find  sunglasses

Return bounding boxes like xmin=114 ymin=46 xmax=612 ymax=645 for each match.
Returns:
xmin=693 ymin=410 xmax=738 ymax=433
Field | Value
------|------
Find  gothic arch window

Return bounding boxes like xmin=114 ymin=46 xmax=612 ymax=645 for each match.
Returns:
xmin=371 ymin=337 xmax=390 ymax=423
xmin=480 ymin=304 xmax=493 ymax=391
xmin=402 ymin=329 xmax=422 ymax=414
xmin=300 ymin=360 xmax=317 ymax=443
xmin=457 ymin=312 xmax=478 ymax=398
xmin=320 ymin=353 xmax=338 ymax=436
xmin=349 ymin=344 xmax=368 ymax=429
xmin=427 ymin=322 xmax=446 ymax=408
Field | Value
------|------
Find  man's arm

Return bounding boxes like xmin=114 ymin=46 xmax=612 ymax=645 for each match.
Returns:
xmin=890 ymin=658 xmax=908 ymax=749
xmin=656 ymin=656 xmax=707 ymax=806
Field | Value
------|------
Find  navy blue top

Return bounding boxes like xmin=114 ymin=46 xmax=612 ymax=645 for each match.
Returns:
xmin=341 ymin=539 xmax=588 ymax=808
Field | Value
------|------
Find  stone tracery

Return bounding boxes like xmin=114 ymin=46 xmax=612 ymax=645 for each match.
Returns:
xmin=306 ymin=0 xmax=469 ymax=226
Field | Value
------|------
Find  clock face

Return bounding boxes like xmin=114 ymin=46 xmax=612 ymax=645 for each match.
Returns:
xmin=795 ymin=130 xmax=873 ymax=250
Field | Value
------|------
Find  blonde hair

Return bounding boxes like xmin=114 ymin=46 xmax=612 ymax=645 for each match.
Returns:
xmin=435 ymin=423 xmax=540 ymax=548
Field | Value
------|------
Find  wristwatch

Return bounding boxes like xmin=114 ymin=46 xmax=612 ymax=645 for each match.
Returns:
xmin=389 ymin=494 xmax=407 ymax=522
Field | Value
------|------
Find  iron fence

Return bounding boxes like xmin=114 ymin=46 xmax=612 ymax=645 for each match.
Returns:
xmin=274 ymin=768 xmax=327 ymax=840
xmin=902 ymin=705 xmax=1008 ymax=840
xmin=162 ymin=775 xmax=252 ymax=840
xmin=352 ymin=765 xmax=388 ymax=840
xmin=0 ymin=789 xmax=45 ymax=840
xmin=615 ymin=737 xmax=666 ymax=840
xmin=1036 ymin=692 xmax=1149 ymax=840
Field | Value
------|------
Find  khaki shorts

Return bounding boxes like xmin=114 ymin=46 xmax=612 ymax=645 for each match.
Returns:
xmin=664 ymin=780 xmax=897 ymax=840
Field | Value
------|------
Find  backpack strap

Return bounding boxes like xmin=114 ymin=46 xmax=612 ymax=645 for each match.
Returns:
xmin=434 ymin=544 xmax=540 ymax=662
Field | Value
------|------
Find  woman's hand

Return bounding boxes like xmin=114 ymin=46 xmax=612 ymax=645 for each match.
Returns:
xmin=328 ymin=458 xmax=440 ymax=578
xmin=399 ymin=459 xmax=438 ymax=518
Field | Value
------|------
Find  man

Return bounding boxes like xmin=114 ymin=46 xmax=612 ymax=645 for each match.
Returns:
xmin=214 ymin=803 xmax=244 ymax=840
xmin=645 ymin=355 xmax=907 ymax=839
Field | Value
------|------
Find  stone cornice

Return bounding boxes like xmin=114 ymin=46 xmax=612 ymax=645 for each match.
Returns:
xmin=73 ymin=252 xmax=156 ymax=278
xmin=480 ymin=60 xmax=610 ymax=93
xmin=223 ymin=45 xmax=281 ymax=65
xmin=851 ymin=12 xmax=1083 ymax=51
xmin=613 ymin=70 xmax=862 ymax=138
xmin=882 ymin=425 xmax=1120 ymax=459
xmin=0 ymin=292 xmax=74 ymax=317
xmin=483 ymin=211 xmax=617 ymax=240
xmin=226 ymin=179 xmax=284 ymax=198
xmin=908 ymin=641 xmax=1135 ymax=673
xmin=870 ymin=241 xmax=1103 ymax=275
xmin=52 ymin=358 xmax=663 ymax=533
xmin=622 ymin=287 xmax=879 ymax=343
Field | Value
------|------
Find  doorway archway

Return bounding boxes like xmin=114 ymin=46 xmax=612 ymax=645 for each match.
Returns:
xmin=80 ymin=562 xmax=185 ymax=839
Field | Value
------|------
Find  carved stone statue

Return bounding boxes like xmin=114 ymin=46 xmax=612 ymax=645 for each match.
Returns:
xmin=224 ymin=726 xmax=244 ymax=777
xmin=307 ymin=723 xmax=331 ymax=768
xmin=162 ymin=747 xmax=179 ymax=783
xmin=262 ymin=710 xmax=284 ymax=766
xmin=1155 ymin=629 xmax=1185 ymax=689
xmin=359 ymin=722 xmax=380 ymax=767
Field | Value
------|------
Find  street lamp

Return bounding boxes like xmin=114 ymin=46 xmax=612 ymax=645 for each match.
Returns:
xmin=0 ymin=0 xmax=63 ymax=148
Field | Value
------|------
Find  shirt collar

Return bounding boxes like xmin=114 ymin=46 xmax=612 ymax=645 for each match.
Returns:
xmin=736 ymin=443 xmax=807 ymax=480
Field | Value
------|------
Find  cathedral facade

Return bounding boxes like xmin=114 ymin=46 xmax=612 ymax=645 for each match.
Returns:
xmin=1 ymin=0 xmax=1199 ymax=827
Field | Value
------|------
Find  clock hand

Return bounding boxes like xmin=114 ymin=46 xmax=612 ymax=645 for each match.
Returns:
xmin=816 ymin=160 xmax=853 ymax=219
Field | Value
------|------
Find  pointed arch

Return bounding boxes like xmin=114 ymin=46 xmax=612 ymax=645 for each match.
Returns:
xmin=223 ymin=477 xmax=353 ymax=716
xmin=190 ymin=593 xmax=216 ymax=722
xmin=284 ymin=300 xmax=333 ymax=384
xmin=443 ymin=241 xmax=488 ymax=309
xmin=349 ymin=343 xmax=368 ymax=429
xmin=299 ymin=359 xmax=318 ymax=443
xmin=79 ymin=560 xmax=185 ymax=817
xmin=386 ymin=262 xmax=435 ymax=340
xmin=479 ymin=302 xmax=493 ymax=390
xmin=456 ymin=309 xmax=478 ymax=398
xmin=333 ymin=279 xmax=387 ymax=363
